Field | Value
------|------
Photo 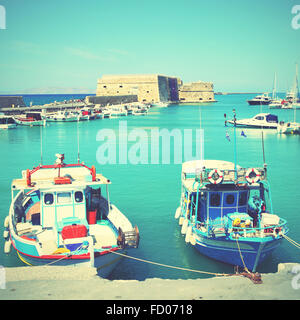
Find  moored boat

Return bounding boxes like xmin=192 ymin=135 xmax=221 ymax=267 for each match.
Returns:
xmin=247 ymin=93 xmax=272 ymax=106
xmin=3 ymin=153 xmax=139 ymax=277
xmin=45 ymin=110 xmax=79 ymax=122
xmin=175 ymin=159 xmax=288 ymax=271
xmin=0 ymin=115 xmax=17 ymax=129
xmin=227 ymin=113 xmax=279 ymax=129
xmin=14 ymin=112 xmax=45 ymax=126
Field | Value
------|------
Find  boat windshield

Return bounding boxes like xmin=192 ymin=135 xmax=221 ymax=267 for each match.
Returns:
xmin=266 ymin=114 xmax=278 ymax=123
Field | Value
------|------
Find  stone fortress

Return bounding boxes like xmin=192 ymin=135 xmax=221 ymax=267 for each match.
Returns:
xmin=88 ymin=74 xmax=215 ymax=105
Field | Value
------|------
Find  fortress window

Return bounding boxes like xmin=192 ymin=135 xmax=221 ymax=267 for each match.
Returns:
xmin=103 ymin=86 xmax=107 ymax=88
xmin=119 ymin=85 xmax=123 ymax=88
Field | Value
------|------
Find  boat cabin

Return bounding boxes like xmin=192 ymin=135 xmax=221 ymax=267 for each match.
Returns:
xmin=252 ymin=113 xmax=278 ymax=124
xmin=180 ymin=160 xmax=268 ymax=229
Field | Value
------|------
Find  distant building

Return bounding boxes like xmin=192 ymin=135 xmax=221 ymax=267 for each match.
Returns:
xmin=96 ymin=74 xmax=181 ymax=104
xmin=178 ymin=81 xmax=216 ymax=103
xmin=0 ymin=96 xmax=26 ymax=109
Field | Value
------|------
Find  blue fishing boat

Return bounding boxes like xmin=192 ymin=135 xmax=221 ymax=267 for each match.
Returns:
xmin=3 ymin=153 xmax=139 ymax=277
xmin=175 ymin=159 xmax=288 ymax=271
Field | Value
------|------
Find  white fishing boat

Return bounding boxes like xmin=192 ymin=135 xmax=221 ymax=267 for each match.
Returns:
xmin=45 ymin=110 xmax=79 ymax=122
xmin=79 ymin=107 xmax=96 ymax=120
xmin=14 ymin=112 xmax=45 ymax=126
xmin=0 ymin=115 xmax=17 ymax=129
xmin=109 ymin=105 xmax=128 ymax=117
xmin=3 ymin=153 xmax=139 ymax=277
xmin=227 ymin=113 xmax=279 ymax=129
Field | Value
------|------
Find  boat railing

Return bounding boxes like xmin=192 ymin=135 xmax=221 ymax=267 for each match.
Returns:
xmin=195 ymin=217 xmax=288 ymax=239
xmin=183 ymin=166 xmax=266 ymax=184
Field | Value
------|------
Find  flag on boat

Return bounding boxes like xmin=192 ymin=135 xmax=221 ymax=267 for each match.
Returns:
xmin=241 ymin=130 xmax=247 ymax=138
xmin=225 ymin=131 xmax=231 ymax=141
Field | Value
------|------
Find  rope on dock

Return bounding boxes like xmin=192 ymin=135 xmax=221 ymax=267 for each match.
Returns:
xmin=109 ymin=249 xmax=231 ymax=277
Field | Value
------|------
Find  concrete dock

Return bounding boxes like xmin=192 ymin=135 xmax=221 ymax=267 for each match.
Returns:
xmin=0 ymin=263 xmax=299 ymax=300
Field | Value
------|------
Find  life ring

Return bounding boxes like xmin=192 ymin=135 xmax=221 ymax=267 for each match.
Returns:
xmin=208 ymin=169 xmax=224 ymax=184
xmin=245 ymin=168 xmax=261 ymax=184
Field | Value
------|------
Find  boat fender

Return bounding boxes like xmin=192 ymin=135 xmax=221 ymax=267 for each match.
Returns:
xmin=190 ymin=234 xmax=196 ymax=246
xmin=245 ymin=168 xmax=261 ymax=184
xmin=208 ymin=169 xmax=224 ymax=184
xmin=179 ymin=216 xmax=184 ymax=226
xmin=233 ymin=218 xmax=241 ymax=227
xmin=181 ymin=219 xmax=189 ymax=234
xmin=26 ymin=169 xmax=31 ymax=187
xmin=3 ymin=230 xmax=9 ymax=239
xmin=91 ymin=165 xmax=96 ymax=181
xmin=4 ymin=216 xmax=9 ymax=228
xmin=174 ymin=207 xmax=181 ymax=219
xmin=185 ymin=225 xmax=192 ymax=243
xmin=4 ymin=239 xmax=11 ymax=254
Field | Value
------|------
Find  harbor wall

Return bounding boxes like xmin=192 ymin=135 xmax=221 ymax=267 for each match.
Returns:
xmin=0 ymin=96 xmax=26 ymax=109
xmin=0 ymin=263 xmax=299 ymax=300
xmin=86 ymin=94 xmax=138 ymax=106
xmin=178 ymin=81 xmax=216 ymax=103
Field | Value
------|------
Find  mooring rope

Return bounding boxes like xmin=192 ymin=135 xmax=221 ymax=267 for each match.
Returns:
xmin=109 ymin=249 xmax=230 ymax=277
xmin=282 ymin=234 xmax=300 ymax=250
xmin=235 ymin=236 xmax=250 ymax=273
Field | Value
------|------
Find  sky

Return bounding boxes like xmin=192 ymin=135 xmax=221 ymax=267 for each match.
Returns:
xmin=0 ymin=0 xmax=300 ymax=93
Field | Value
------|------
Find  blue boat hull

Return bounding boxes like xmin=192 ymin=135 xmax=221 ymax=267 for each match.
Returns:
xmin=194 ymin=235 xmax=283 ymax=271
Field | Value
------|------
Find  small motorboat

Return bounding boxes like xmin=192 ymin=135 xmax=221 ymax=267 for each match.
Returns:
xmin=3 ymin=153 xmax=139 ymax=277
xmin=227 ymin=113 xmax=279 ymax=129
xmin=247 ymin=93 xmax=272 ymax=106
xmin=277 ymin=121 xmax=300 ymax=134
xmin=269 ymin=99 xmax=283 ymax=109
xmin=174 ymin=159 xmax=288 ymax=271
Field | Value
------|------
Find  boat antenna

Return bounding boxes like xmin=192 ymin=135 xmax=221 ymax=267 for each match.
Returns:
xmin=77 ymin=111 xmax=80 ymax=163
xmin=260 ymin=101 xmax=266 ymax=166
xmin=40 ymin=119 xmax=43 ymax=165
xmin=233 ymin=108 xmax=238 ymax=180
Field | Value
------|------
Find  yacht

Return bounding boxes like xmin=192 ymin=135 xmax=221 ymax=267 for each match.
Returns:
xmin=247 ymin=93 xmax=272 ymax=106
xmin=227 ymin=113 xmax=279 ymax=129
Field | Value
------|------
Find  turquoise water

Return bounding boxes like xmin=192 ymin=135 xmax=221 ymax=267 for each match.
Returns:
xmin=0 ymin=94 xmax=299 ymax=280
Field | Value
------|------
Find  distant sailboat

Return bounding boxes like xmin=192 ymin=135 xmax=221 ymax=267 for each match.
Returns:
xmin=269 ymin=72 xmax=283 ymax=109
xmin=284 ymin=63 xmax=300 ymax=109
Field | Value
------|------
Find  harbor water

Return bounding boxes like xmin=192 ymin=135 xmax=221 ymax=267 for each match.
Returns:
xmin=0 ymin=94 xmax=299 ymax=280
